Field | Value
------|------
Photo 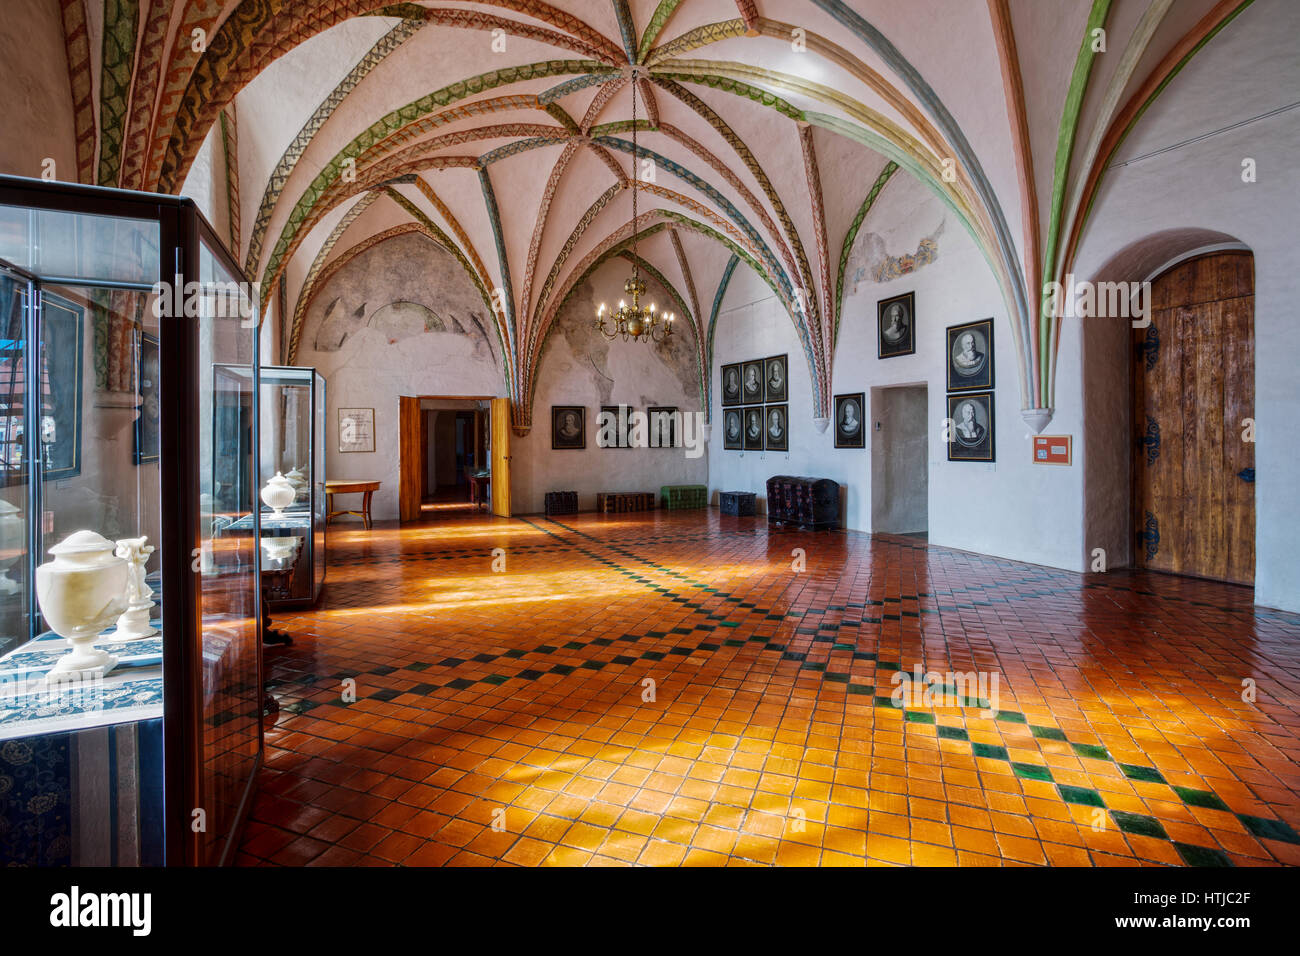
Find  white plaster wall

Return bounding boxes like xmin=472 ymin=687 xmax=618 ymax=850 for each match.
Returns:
xmin=709 ymin=175 xmax=1089 ymax=571
xmin=0 ymin=0 xmax=76 ymax=180
xmin=510 ymin=258 xmax=707 ymax=514
xmin=1074 ymin=0 xmax=1300 ymax=612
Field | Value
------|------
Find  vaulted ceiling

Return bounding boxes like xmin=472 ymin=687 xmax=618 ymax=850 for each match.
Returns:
xmin=53 ymin=0 xmax=1257 ymax=431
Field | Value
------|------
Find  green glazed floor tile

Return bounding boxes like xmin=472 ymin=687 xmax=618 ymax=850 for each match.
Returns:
xmin=1012 ymin=762 xmax=1053 ymax=782
xmin=1174 ymin=842 xmax=1233 ymax=867
xmin=1058 ymin=785 xmax=1105 ymax=808
xmin=1111 ymin=810 xmax=1168 ymax=839
xmin=1120 ymin=764 xmax=1165 ymax=784
xmin=1172 ymin=787 xmax=1229 ymax=811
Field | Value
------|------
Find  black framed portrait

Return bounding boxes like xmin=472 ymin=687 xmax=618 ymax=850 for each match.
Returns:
xmin=877 ymin=291 xmax=915 ymax=359
xmin=134 ymin=331 xmax=160 ymax=464
xmin=763 ymin=354 xmax=788 ymax=403
xmin=721 ymin=363 xmax=742 ymax=407
xmin=947 ymin=392 xmax=995 ymax=462
xmin=947 ymin=318 xmax=994 ymax=392
xmin=742 ymin=406 xmax=764 ymax=451
xmin=598 ymin=404 xmax=632 ymax=448
xmin=764 ymin=404 xmax=788 ymax=452
xmin=552 ymin=405 xmax=586 ymax=449
xmin=722 ymin=408 xmax=743 ymax=449
xmin=647 ymin=406 xmax=678 ymax=449
xmin=740 ymin=360 xmax=764 ymax=404
xmin=834 ymin=392 xmax=865 ymax=449
xmin=38 ymin=292 xmax=84 ymax=481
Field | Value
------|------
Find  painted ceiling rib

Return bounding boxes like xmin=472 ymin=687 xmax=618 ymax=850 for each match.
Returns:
xmin=637 ymin=0 xmax=686 ymax=63
xmin=477 ymin=164 xmax=518 ymax=360
xmin=986 ymin=0 xmax=1040 ymax=353
xmin=1038 ymin=0 xmax=1112 ymax=408
xmin=58 ymin=0 xmax=95 ymax=184
xmin=834 ymin=161 xmax=898 ymax=342
xmin=117 ymin=0 xmax=171 ymax=190
xmin=144 ymin=0 xmax=223 ymax=191
xmin=809 ymin=0 xmax=1033 ymax=413
xmin=612 ymin=0 xmax=638 ymax=59
xmin=96 ymin=0 xmax=138 ymax=188
xmin=245 ymin=16 xmax=424 ymax=277
xmin=799 ymin=124 xmax=835 ymax=364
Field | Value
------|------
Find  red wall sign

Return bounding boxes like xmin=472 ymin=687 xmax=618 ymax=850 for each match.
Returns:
xmin=1033 ymin=435 xmax=1072 ymax=465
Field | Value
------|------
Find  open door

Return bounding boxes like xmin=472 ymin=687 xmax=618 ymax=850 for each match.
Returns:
xmin=490 ymin=396 xmax=511 ymax=517
xmin=398 ymin=395 xmax=421 ymax=522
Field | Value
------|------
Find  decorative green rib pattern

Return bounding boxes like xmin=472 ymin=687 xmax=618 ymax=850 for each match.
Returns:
xmin=835 ymin=162 xmax=898 ymax=341
xmin=1039 ymin=0 xmax=1112 ymax=406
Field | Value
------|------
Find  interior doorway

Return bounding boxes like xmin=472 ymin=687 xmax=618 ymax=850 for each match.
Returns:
xmin=398 ymin=396 xmax=502 ymax=521
xmin=871 ymin=384 xmax=929 ymax=534
xmin=1132 ymin=250 xmax=1255 ymax=584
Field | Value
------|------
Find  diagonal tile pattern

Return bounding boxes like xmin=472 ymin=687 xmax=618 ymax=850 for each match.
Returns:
xmin=237 ymin=512 xmax=1300 ymax=867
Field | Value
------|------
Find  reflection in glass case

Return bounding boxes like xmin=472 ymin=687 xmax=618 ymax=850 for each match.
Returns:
xmin=0 ymin=175 xmax=262 ymax=866
xmin=221 ymin=366 xmax=325 ymax=609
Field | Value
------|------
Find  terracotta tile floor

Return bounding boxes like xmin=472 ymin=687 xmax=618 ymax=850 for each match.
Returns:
xmin=237 ymin=511 xmax=1300 ymax=867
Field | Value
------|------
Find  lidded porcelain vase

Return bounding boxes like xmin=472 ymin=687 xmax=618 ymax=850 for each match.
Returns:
xmin=34 ymin=529 xmax=129 ymax=678
xmin=261 ymin=471 xmax=296 ymax=515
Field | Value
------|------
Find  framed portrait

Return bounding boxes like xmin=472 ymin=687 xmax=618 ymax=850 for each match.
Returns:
xmin=877 ymin=291 xmax=915 ymax=359
xmin=551 ymin=405 xmax=585 ymax=449
xmin=764 ymin=404 xmax=788 ymax=452
xmin=134 ymin=332 xmax=159 ymax=464
xmin=763 ymin=354 xmax=788 ymax=403
xmin=598 ymin=404 xmax=632 ymax=448
xmin=947 ymin=392 xmax=995 ymax=462
xmin=740 ymin=360 xmax=764 ymax=404
xmin=742 ymin=406 xmax=764 ymax=451
xmin=947 ymin=318 xmax=994 ymax=392
xmin=720 ymin=363 xmax=742 ymax=407
xmin=834 ymin=392 xmax=865 ymax=449
xmin=338 ymin=407 xmax=375 ymax=453
xmin=722 ymin=408 xmax=743 ymax=450
xmin=647 ymin=406 xmax=678 ymax=449
xmin=38 ymin=292 xmax=84 ymax=481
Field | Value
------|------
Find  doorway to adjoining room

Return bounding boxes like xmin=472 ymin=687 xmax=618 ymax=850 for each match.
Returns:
xmin=870 ymin=384 xmax=929 ymax=536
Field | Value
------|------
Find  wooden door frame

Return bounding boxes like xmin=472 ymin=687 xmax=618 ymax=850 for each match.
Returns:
xmin=398 ymin=395 xmax=499 ymax=522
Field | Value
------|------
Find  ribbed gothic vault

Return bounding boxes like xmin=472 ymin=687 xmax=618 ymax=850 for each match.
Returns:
xmin=57 ymin=0 xmax=1255 ymax=432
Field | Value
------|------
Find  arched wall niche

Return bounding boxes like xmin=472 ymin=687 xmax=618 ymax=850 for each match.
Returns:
xmin=1080 ymin=229 xmax=1253 ymax=578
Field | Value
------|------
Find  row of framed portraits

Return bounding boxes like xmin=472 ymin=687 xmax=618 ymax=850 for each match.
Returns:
xmin=721 ymin=405 xmax=787 ymax=452
xmin=721 ymin=353 xmax=786 ymax=406
xmin=550 ymin=404 xmax=681 ymax=450
xmin=830 ymin=389 xmax=995 ymax=461
xmin=878 ymin=291 xmax=996 ymax=393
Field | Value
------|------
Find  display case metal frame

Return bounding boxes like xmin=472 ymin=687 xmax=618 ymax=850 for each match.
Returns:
xmin=0 ymin=174 xmax=263 ymax=867
xmin=257 ymin=365 xmax=326 ymax=609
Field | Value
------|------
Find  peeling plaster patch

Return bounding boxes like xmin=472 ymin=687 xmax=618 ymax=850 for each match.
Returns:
xmin=846 ymin=218 xmax=946 ymax=297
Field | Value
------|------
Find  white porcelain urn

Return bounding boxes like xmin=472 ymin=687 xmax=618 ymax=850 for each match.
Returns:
xmin=35 ymin=530 xmax=129 ymax=678
xmin=260 ymin=471 xmax=296 ymax=516
xmin=0 ymin=499 xmax=23 ymax=596
xmin=286 ymin=466 xmax=309 ymax=501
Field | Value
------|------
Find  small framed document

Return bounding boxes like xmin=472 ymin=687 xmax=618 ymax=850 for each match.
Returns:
xmin=338 ymin=407 xmax=375 ymax=453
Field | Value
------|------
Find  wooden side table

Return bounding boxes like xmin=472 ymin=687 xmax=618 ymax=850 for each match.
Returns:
xmin=468 ymin=473 xmax=490 ymax=511
xmin=326 ymin=479 xmax=381 ymax=529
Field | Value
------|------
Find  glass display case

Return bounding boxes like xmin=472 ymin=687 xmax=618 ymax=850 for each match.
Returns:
xmin=0 ymin=175 xmax=262 ymax=866
xmin=220 ymin=366 xmax=325 ymax=609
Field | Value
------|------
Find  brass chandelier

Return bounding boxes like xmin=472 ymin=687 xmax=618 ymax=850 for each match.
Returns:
xmin=593 ymin=70 xmax=674 ymax=344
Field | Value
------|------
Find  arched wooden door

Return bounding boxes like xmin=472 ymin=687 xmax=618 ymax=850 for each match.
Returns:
xmin=1132 ymin=251 xmax=1254 ymax=585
